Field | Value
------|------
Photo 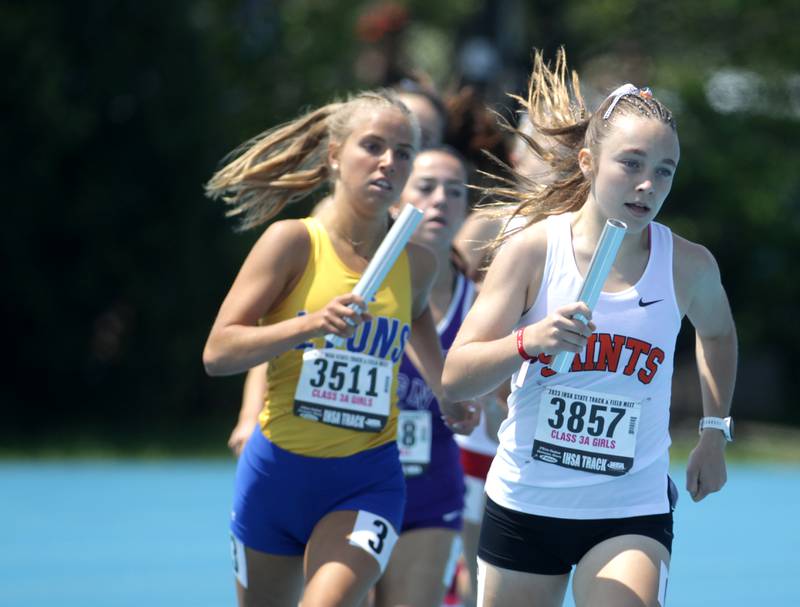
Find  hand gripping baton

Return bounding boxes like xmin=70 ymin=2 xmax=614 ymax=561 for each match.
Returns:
xmin=325 ymin=204 xmax=424 ymax=347
xmin=549 ymin=218 xmax=628 ymax=373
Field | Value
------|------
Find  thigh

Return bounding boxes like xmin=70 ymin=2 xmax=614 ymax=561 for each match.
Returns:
xmin=459 ymin=518 xmax=482 ymax=607
xmin=572 ymin=535 xmax=671 ymax=607
xmin=375 ymin=527 xmax=459 ymax=607
xmin=459 ymin=474 xmax=487 ymax=607
xmin=235 ymin=543 xmax=304 ymax=607
xmin=477 ymin=558 xmax=568 ymax=607
xmin=302 ymin=510 xmax=389 ymax=607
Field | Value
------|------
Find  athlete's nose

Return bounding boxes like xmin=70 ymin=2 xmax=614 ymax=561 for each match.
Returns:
xmin=379 ymin=149 xmax=396 ymax=175
xmin=636 ymin=179 xmax=655 ymax=195
xmin=431 ymin=185 xmax=448 ymax=208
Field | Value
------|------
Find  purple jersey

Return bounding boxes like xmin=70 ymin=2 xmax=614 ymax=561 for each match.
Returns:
xmin=396 ymin=271 xmax=476 ymax=531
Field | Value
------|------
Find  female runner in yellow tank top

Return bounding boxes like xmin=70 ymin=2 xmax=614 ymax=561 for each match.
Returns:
xmin=203 ymin=90 xmax=476 ymax=607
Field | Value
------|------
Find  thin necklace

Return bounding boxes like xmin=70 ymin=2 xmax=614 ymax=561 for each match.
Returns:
xmin=328 ymin=219 xmax=388 ymax=259
xmin=329 ymin=227 xmax=365 ymax=249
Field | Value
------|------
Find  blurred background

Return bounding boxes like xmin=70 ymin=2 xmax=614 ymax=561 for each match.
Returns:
xmin=3 ymin=0 xmax=799 ymax=456
xmin=3 ymin=2 xmax=800 ymax=606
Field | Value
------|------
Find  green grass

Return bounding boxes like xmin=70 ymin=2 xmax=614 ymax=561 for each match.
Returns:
xmin=670 ymin=421 xmax=800 ymax=464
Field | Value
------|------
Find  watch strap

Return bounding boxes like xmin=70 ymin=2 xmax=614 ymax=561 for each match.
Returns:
xmin=699 ymin=416 xmax=733 ymax=441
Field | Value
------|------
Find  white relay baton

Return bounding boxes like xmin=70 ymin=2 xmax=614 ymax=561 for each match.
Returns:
xmin=325 ymin=204 xmax=424 ymax=347
xmin=549 ymin=218 xmax=627 ymax=373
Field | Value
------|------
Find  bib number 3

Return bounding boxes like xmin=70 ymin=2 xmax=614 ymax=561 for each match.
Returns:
xmin=348 ymin=510 xmax=398 ymax=573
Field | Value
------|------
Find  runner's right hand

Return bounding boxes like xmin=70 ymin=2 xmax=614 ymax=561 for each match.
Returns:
xmin=310 ymin=293 xmax=372 ymax=338
xmin=523 ymin=302 xmax=596 ymax=356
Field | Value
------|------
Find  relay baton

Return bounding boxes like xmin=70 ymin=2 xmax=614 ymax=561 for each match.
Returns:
xmin=325 ymin=204 xmax=424 ymax=347
xmin=549 ymin=218 xmax=628 ymax=373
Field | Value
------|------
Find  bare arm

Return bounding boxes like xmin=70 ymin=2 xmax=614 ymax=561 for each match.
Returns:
xmin=399 ymin=242 xmax=442 ymax=388
xmin=679 ymin=240 xmax=738 ymax=502
xmin=453 ymin=210 xmax=503 ymax=281
xmin=443 ymin=225 xmax=594 ymax=402
xmin=228 ymin=363 xmax=268 ymax=456
xmin=203 ymin=221 xmax=369 ymax=376
xmin=404 ymin=243 xmax=480 ymax=433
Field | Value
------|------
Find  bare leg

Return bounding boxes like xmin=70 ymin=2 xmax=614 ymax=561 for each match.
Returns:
xmin=302 ymin=510 xmax=384 ymax=607
xmin=374 ymin=527 xmax=458 ymax=607
xmin=458 ymin=518 xmax=481 ymax=607
xmin=236 ymin=546 xmax=304 ymax=607
xmin=477 ymin=557 xmax=569 ymax=607
xmin=458 ymin=474 xmax=486 ymax=607
xmin=572 ymin=535 xmax=670 ymax=607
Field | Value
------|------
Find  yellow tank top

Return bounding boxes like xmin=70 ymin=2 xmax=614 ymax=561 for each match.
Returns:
xmin=258 ymin=217 xmax=412 ymax=457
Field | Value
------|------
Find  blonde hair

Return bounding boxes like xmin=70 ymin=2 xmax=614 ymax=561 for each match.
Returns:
xmin=206 ymin=90 xmax=419 ymax=231
xmin=485 ymin=48 xmax=675 ymax=247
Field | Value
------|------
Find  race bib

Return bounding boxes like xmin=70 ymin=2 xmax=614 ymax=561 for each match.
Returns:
xmin=397 ymin=410 xmax=432 ymax=476
xmin=348 ymin=510 xmax=398 ymax=573
xmin=294 ymin=348 xmax=392 ymax=432
xmin=532 ymin=385 xmax=640 ymax=476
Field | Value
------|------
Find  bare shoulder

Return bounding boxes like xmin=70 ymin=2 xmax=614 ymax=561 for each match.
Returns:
xmin=672 ymin=232 xmax=733 ymax=333
xmin=482 ymin=219 xmax=548 ymax=310
xmin=453 ymin=210 xmax=500 ymax=273
xmin=249 ymin=218 xmax=309 ymax=260
xmin=256 ymin=218 xmax=310 ymax=250
xmin=457 ymin=208 xmax=505 ymax=245
xmin=513 ymin=219 xmax=548 ymax=256
xmin=406 ymin=241 xmax=438 ymax=289
xmin=406 ymin=240 xmax=437 ymax=266
xmin=491 ymin=220 xmax=548 ymax=278
xmin=672 ymin=233 xmax=721 ymax=296
xmin=241 ymin=219 xmax=312 ymax=291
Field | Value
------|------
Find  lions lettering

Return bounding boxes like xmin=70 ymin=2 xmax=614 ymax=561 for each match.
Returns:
xmin=295 ymin=313 xmax=411 ymax=364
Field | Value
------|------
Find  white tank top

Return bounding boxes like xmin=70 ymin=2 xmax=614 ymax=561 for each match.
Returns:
xmin=485 ymin=213 xmax=682 ymax=519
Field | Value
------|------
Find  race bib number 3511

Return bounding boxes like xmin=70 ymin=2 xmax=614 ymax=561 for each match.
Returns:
xmin=532 ymin=385 xmax=641 ymax=476
xmin=294 ymin=348 xmax=392 ymax=432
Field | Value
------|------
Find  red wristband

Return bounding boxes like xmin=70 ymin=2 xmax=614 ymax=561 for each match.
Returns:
xmin=515 ymin=327 xmax=533 ymax=361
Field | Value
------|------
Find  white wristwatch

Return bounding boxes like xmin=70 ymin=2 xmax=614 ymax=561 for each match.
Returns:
xmin=698 ymin=416 xmax=734 ymax=442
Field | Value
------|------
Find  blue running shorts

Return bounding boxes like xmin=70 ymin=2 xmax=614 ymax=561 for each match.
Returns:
xmin=231 ymin=429 xmax=406 ymax=556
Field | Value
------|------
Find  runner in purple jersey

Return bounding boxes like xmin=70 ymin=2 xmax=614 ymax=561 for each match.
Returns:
xmin=373 ymin=147 xmax=479 ymax=607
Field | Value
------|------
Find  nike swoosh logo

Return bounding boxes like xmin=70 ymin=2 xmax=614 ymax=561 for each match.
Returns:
xmin=638 ymin=298 xmax=663 ymax=307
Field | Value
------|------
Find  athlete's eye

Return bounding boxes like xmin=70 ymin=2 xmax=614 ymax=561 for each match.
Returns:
xmin=362 ymin=139 xmax=383 ymax=154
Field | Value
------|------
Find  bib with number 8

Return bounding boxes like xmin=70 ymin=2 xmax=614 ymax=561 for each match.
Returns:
xmin=532 ymin=385 xmax=641 ymax=476
xmin=397 ymin=410 xmax=432 ymax=476
xmin=294 ymin=348 xmax=392 ymax=432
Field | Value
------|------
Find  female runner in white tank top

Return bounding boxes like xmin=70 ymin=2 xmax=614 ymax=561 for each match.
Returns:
xmin=442 ymin=49 xmax=737 ymax=607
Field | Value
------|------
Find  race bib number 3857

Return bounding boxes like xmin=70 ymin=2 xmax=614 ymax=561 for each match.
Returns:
xmin=294 ymin=348 xmax=392 ymax=432
xmin=532 ymin=385 xmax=641 ymax=476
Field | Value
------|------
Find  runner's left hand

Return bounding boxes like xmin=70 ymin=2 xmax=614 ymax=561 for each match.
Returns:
xmin=686 ymin=430 xmax=727 ymax=502
xmin=441 ymin=401 xmax=481 ymax=435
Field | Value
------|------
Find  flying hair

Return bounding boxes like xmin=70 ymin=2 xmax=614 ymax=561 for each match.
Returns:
xmin=205 ymin=90 xmax=419 ymax=231
xmin=481 ymin=47 xmax=675 ymax=251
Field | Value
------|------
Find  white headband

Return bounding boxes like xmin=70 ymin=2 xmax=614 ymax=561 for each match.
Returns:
xmin=602 ymin=83 xmax=653 ymax=120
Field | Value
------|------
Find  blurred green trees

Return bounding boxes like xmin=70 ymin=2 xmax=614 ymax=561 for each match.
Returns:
xmin=2 ymin=0 xmax=798 ymax=452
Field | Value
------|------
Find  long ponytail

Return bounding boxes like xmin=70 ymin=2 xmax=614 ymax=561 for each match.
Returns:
xmin=206 ymin=90 xmax=418 ymax=231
